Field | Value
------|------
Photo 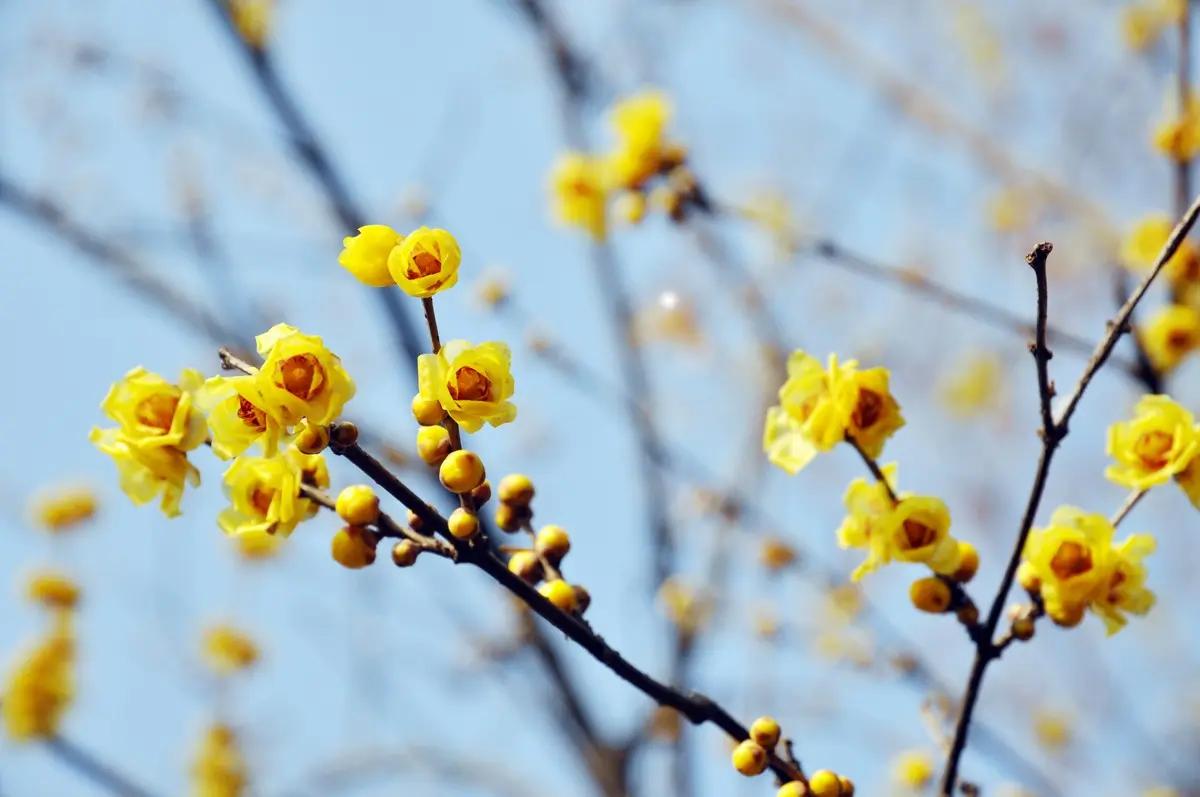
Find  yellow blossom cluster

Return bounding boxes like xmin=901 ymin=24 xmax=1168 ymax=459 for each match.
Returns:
xmin=192 ymin=723 xmax=248 ymax=797
xmin=549 ymin=90 xmax=693 ymax=239
xmin=763 ymin=350 xmax=905 ymax=475
xmin=1122 ymin=0 xmax=1186 ymax=51
xmin=731 ymin=715 xmax=854 ymax=796
xmin=3 ymin=596 xmax=77 ymax=742
xmin=1121 ymin=216 xmax=1200 ymax=373
xmin=28 ymin=483 xmax=98 ymax=533
xmin=339 ymin=225 xmax=461 ymax=297
xmin=202 ymin=624 xmax=260 ymax=676
xmin=1105 ymin=394 xmax=1200 ymax=505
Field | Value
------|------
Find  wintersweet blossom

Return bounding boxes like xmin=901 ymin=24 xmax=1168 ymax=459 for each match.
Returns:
xmin=338 ymin=224 xmax=402 ymax=287
xmin=197 ymin=375 xmax=287 ymax=459
xmin=417 ymin=340 xmax=517 ymax=433
xmin=1105 ymin=395 xmax=1199 ymax=489
xmin=90 ymin=427 xmax=200 ymax=517
xmin=2 ymin=617 xmax=74 ymax=742
xmin=387 ymin=226 xmax=461 ymax=298
xmin=216 ymin=454 xmax=311 ymax=538
xmin=1140 ymin=304 xmax=1200 ymax=374
xmin=254 ymin=324 xmax=355 ymax=427
xmin=550 ymin=152 xmax=609 ymax=240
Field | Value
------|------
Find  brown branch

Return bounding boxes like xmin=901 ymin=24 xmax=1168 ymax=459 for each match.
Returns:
xmin=45 ymin=736 xmax=161 ymax=797
xmin=1110 ymin=489 xmax=1148 ymax=528
xmin=939 ymin=201 xmax=1200 ymax=794
xmin=1027 ymin=243 xmax=1056 ymax=438
xmin=846 ymin=435 xmax=898 ymax=504
xmin=329 ymin=433 xmax=806 ymax=786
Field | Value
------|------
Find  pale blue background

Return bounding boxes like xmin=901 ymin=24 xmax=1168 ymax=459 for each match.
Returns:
xmin=1 ymin=1 xmax=1198 ymax=796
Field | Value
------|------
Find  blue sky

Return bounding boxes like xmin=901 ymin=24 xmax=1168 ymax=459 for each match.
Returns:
xmin=2 ymin=1 xmax=1199 ymax=796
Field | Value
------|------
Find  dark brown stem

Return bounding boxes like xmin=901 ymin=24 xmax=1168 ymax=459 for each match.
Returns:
xmin=46 ymin=736 xmax=161 ymax=797
xmin=846 ymin=435 xmax=898 ymax=504
xmin=1027 ymin=243 xmax=1057 ymax=438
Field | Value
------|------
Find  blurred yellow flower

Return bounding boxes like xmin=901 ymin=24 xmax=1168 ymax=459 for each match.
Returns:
xmin=255 ymin=324 xmax=356 ymax=427
xmin=763 ymin=351 xmax=839 ymax=475
xmin=387 ymin=226 xmax=461 ymax=298
xmin=192 ymin=723 xmax=248 ymax=797
xmin=232 ymin=529 xmax=283 ymax=562
xmin=90 ymin=427 xmax=200 ymax=518
xmin=196 ymin=375 xmax=286 ymax=460
xmin=227 ymin=0 xmax=272 ymax=51
xmin=939 ymin=351 xmax=1004 ymax=418
xmin=657 ymin=577 xmax=710 ymax=635
xmin=417 ymin=340 xmax=517 ymax=434
xmin=202 ymin=624 xmax=259 ymax=675
xmin=1120 ymin=214 xmax=1200 ymax=286
xmin=1105 ymin=395 xmax=1199 ymax=489
xmin=28 ymin=484 xmax=97 ymax=533
xmin=2 ymin=619 xmax=74 ymax=742
xmin=1154 ymin=93 xmax=1200 ymax=162
xmin=1141 ymin=303 xmax=1200 ymax=374
xmin=891 ymin=750 xmax=934 ymax=789
xmin=217 ymin=455 xmax=306 ymax=538
xmin=1176 ymin=454 xmax=1200 ymax=508
xmin=607 ymin=90 xmax=671 ymax=190
xmin=985 ymin=187 xmax=1030 ymax=233
xmin=836 ymin=463 xmax=900 ymax=579
xmin=98 ymin=366 xmax=207 ymax=453
xmin=550 ymin=152 xmax=609 ymax=240
xmin=25 ymin=571 xmax=80 ymax=611
xmin=1091 ymin=533 xmax=1157 ymax=635
xmin=338 ymin=225 xmax=402 ymax=288
xmin=1033 ymin=709 xmax=1073 ymax=752
xmin=1120 ymin=0 xmax=1183 ymax=51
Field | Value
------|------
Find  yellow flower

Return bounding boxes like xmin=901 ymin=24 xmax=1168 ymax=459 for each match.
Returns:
xmin=1141 ymin=303 xmax=1200 ymax=374
xmin=98 ymin=366 xmax=207 ymax=452
xmin=1105 ymin=395 xmax=1199 ymax=488
xmin=657 ymin=577 xmax=711 ymax=635
xmin=90 ymin=427 xmax=200 ymax=517
xmin=202 ymin=624 xmax=259 ymax=675
xmin=283 ymin=446 xmax=329 ymax=517
xmin=192 ymin=723 xmax=248 ymax=797
xmin=387 ymin=226 xmax=461 ymax=298
xmin=254 ymin=324 xmax=356 ymax=426
xmin=1119 ymin=214 xmax=1200 ymax=285
xmin=550 ymin=152 xmax=609 ymax=240
xmin=1121 ymin=0 xmax=1184 ymax=51
xmin=1022 ymin=506 xmax=1155 ymax=633
xmin=835 ymin=365 xmax=905 ymax=458
xmin=216 ymin=455 xmax=306 ymax=538
xmin=338 ymin=224 xmax=402 ymax=287
xmin=879 ymin=496 xmax=961 ymax=575
xmin=1177 ymin=454 xmax=1200 ymax=508
xmin=891 ymin=750 xmax=934 ymax=790
xmin=763 ymin=351 xmax=839 ymax=474
xmin=2 ymin=619 xmax=74 ymax=742
xmin=939 ymin=351 xmax=1004 ymax=418
xmin=417 ymin=340 xmax=517 ymax=433
xmin=1032 ymin=709 xmax=1073 ymax=752
xmin=607 ymin=90 xmax=671 ymax=189
xmin=233 ymin=529 xmax=282 ymax=562
xmin=25 ymin=571 xmax=81 ymax=611
xmin=227 ymin=0 xmax=272 ymax=51
xmin=1090 ymin=533 xmax=1157 ymax=635
xmin=1154 ymin=94 xmax=1200 ymax=162
xmin=28 ymin=484 xmax=97 ymax=533
xmin=836 ymin=463 xmax=900 ymax=580
xmin=196 ymin=375 xmax=287 ymax=459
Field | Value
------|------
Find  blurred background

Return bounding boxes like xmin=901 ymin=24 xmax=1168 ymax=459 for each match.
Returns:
xmin=2 ymin=0 xmax=1199 ymax=795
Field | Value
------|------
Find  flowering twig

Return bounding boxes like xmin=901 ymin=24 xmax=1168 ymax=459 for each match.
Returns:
xmin=940 ymin=195 xmax=1200 ymax=795
xmin=330 ymin=430 xmax=808 ymax=786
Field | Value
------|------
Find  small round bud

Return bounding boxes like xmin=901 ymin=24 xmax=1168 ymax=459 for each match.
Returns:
xmin=909 ymin=577 xmax=952 ymax=614
xmin=535 ymin=525 xmax=571 ymax=564
xmin=951 ymin=540 xmax=979 ymax=583
xmin=331 ymin=526 xmax=376 ymax=569
xmin=470 ymin=480 xmax=492 ymax=506
xmin=294 ymin=422 xmax=330 ymax=454
xmin=759 ymin=537 xmax=798 ymax=572
xmin=498 ymin=474 xmax=535 ymax=508
xmin=614 ymin=190 xmax=647 ymax=225
xmin=956 ymin=601 xmax=980 ymax=626
xmin=837 ymin=777 xmax=854 ymax=797
xmin=731 ymin=740 xmax=768 ymax=777
xmin=391 ymin=540 xmax=419 ymax=567
xmin=417 ymin=426 xmax=452 ymax=467
xmin=778 ymin=782 xmax=809 ymax=797
xmin=539 ymin=579 xmax=577 ymax=613
xmin=1017 ymin=561 xmax=1041 ymax=593
xmin=1047 ymin=601 xmax=1085 ymax=628
xmin=335 ymin=485 xmax=380 ymax=527
xmin=571 ymin=584 xmax=591 ymax=616
xmin=406 ymin=509 xmax=426 ymax=534
xmin=808 ymin=770 xmax=842 ymax=797
xmin=411 ymin=395 xmax=447 ymax=426
xmin=330 ymin=422 xmax=359 ymax=449
xmin=659 ymin=142 xmax=688 ymax=171
xmin=440 ymin=450 xmax=486 ymax=494
xmin=494 ymin=502 xmax=529 ymax=532
xmin=1012 ymin=615 xmax=1036 ymax=641
xmin=749 ymin=716 xmax=781 ymax=749
xmin=508 ymin=551 xmax=543 ymax=583
xmin=448 ymin=507 xmax=480 ymax=540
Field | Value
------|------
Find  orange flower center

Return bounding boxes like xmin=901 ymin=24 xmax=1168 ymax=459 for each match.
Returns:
xmin=569 ymin=179 xmax=596 ymax=199
xmin=1049 ymin=541 xmax=1093 ymax=580
xmin=1107 ymin=569 xmax=1127 ymax=603
xmin=1167 ymin=329 xmax=1196 ymax=351
xmin=250 ymin=486 xmax=276 ymax=517
xmin=448 ymin=366 xmax=492 ymax=402
xmin=276 ymin=354 xmax=326 ymax=401
xmin=236 ymin=396 xmax=267 ymax=431
xmin=852 ymin=388 xmax=883 ymax=430
xmin=407 ymin=247 xmax=442 ymax=279
xmin=135 ymin=393 xmax=180 ymax=432
xmin=1133 ymin=429 xmax=1174 ymax=470
xmin=901 ymin=519 xmax=937 ymax=549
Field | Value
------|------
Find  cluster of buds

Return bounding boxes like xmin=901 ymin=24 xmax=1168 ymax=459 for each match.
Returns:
xmin=731 ymin=716 xmax=855 ymax=797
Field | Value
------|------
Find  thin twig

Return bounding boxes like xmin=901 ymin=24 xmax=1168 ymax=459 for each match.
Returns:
xmin=1028 ymin=243 xmax=1056 ymax=437
xmin=846 ymin=435 xmax=898 ymax=503
xmin=1110 ymin=489 xmax=1148 ymax=528
xmin=45 ymin=736 xmax=161 ymax=797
